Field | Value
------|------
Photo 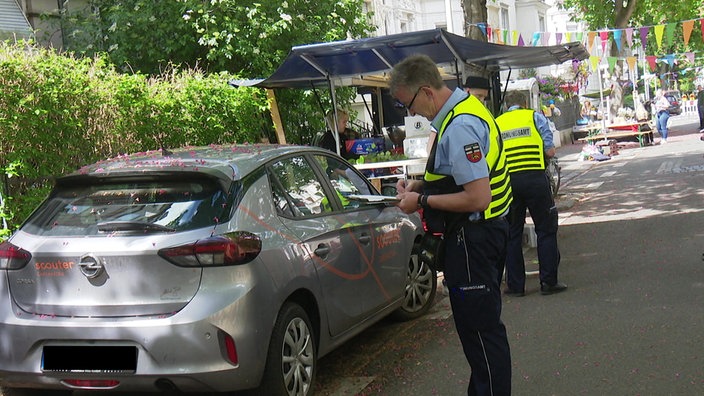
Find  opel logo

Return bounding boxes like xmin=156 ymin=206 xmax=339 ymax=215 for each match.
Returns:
xmin=79 ymin=254 xmax=105 ymax=279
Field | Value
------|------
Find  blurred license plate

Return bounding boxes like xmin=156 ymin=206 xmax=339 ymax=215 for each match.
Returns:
xmin=42 ymin=346 xmax=137 ymax=373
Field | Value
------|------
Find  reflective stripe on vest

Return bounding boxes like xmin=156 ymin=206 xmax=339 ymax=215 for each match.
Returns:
xmin=424 ymin=95 xmax=512 ymax=219
xmin=496 ymin=108 xmax=546 ymax=172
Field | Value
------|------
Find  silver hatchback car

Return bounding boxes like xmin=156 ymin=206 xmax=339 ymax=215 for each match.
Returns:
xmin=0 ymin=144 xmax=436 ymax=395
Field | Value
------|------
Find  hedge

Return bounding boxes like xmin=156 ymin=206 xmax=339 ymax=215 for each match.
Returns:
xmin=0 ymin=41 xmax=271 ymax=238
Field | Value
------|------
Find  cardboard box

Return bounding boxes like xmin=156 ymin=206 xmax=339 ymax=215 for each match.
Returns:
xmin=345 ymin=138 xmax=385 ymax=156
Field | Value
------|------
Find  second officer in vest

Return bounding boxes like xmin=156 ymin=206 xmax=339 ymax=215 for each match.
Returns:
xmin=496 ymin=90 xmax=567 ymax=296
xmin=391 ymin=54 xmax=513 ymax=396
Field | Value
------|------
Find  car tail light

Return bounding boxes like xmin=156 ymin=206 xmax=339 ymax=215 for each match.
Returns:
xmin=0 ymin=241 xmax=32 ymax=270
xmin=158 ymin=232 xmax=261 ymax=267
xmin=62 ymin=379 xmax=120 ymax=389
xmin=221 ymin=331 xmax=239 ymax=365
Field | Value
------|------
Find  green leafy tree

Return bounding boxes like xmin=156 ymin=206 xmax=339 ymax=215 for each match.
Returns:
xmin=179 ymin=0 xmax=374 ymax=76
xmin=560 ymin=0 xmax=704 ymax=107
xmin=58 ymin=1 xmax=208 ymax=75
xmin=560 ymin=1 xmax=704 ymax=71
xmin=178 ymin=0 xmax=375 ymax=144
xmin=56 ymin=0 xmax=374 ymax=144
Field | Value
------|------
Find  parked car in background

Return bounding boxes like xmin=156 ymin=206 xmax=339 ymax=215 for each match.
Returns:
xmin=664 ymin=91 xmax=682 ymax=115
xmin=0 ymin=144 xmax=435 ymax=395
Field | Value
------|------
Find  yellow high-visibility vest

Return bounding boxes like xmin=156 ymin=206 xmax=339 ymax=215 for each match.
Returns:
xmin=496 ymin=108 xmax=546 ymax=172
xmin=424 ymin=95 xmax=512 ymax=220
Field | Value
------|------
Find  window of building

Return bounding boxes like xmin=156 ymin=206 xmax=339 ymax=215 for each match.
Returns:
xmin=500 ymin=6 xmax=509 ymax=30
xmin=538 ymin=15 xmax=546 ymax=33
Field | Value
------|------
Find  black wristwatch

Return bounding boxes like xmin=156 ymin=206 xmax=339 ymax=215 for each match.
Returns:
xmin=417 ymin=194 xmax=430 ymax=209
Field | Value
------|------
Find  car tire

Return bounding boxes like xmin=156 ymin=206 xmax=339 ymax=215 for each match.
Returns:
xmin=258 ymin=302 xmax=317 ymax=396
xmin=391 ymin=242 xmax=437 ymax=321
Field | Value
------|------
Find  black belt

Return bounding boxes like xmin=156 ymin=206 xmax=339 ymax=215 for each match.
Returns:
xmin=467 ymin=213 xmax=508 ymax=224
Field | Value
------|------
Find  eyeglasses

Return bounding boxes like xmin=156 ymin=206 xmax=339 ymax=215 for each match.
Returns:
xmin=396 ymin=86 xmax=424 ymax=111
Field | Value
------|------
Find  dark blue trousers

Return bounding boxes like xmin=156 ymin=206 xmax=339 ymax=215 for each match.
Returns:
xmin=444 ymin=218 xmax=511 ymax=396
xmin=505 ymin=170 xmax=560 ymax=291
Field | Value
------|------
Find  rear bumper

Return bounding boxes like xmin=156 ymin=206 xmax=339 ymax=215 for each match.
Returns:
xmin=0 ymin=294 xmax=270 ymax=393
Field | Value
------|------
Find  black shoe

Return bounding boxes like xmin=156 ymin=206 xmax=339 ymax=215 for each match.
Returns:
xmin=504 ymin=288 xmax=525 ymax=297
xmin=540 ymin=282 xmax=567 ymax=295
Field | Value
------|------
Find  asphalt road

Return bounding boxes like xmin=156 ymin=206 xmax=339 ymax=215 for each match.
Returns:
xmin=3 ymin=114 xmax=703 ymax=396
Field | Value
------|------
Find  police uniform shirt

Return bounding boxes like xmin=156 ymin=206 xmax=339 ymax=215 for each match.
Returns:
xmin=533 ymin=108 xmax=555 ymax=149
xmin=430 ymin=88 xmax=491 ymax=186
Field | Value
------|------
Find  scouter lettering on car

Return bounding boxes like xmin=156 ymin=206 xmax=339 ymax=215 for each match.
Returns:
xmin=35 ymin=260 xmax=75 ymax=277
xmin=376 ymin=229 xmax=401 ymax=249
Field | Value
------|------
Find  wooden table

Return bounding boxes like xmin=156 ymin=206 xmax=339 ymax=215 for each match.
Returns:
xmin=577 ymin=121 xmax=654 ymax=147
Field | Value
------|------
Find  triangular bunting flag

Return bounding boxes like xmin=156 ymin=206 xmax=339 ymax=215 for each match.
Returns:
xmin=646 ymin=55 xmax=658 ymax=71
xmin=478 ymin=23 xmax=488 ymax=38
xmin=613 ymin=29 xmax=623 ymax=52
xmin=589 ymin=55 xmax=600 ymax=72
xmin=487 ymin=27 xmax=492 ymax=41
xmin=625 ymin=27 xmax=634 ymax=47
xmin=599 ymin=31 xmax=609 ymax=53
xmin=576 ymin=32 xmax=583 ymax=42
xmin=626 ymin=56 xmax=637 ymax=71
xmin=665 ymin=53 xmax=676 ymax=67
xmin=607 ymin=56 xmax=618 ymax=74
xmin=686 ymin=52 xmax=695 ymax=63
xmin=532 ymin=32 xmax=540 ymax=46
xmin=587 ymin=31 xmax=597 ymax=52
xmin=654 ymin=24 xmax=665 ymax=50
xmin=565 ymin=32 xmax=572 ymax=42
xmin=665 ymin=23 xmax=676 ymax=48
xmin=542 ymin=32 xmax=551 ymax=46
xmin=518 ymin=34 xmax=525 ymax=47
xmin=682 ymin=20 xmax=694 ymax=47
xmin=512 ymin=30 xmax=519 ymax=46
xmin=555 ymin=32 xmax=563 ymax=45
xmin=639 ymin=27 xmax=649 ymax=51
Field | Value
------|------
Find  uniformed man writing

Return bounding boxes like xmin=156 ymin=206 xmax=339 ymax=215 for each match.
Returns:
xmin=391 ymin=54 xmax=513 ymax=396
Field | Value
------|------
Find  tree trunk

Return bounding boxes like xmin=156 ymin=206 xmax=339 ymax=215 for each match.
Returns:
xmin=461 ymin=0 xmax=487 ymax=42
xmin=609 ymin=0 xmax=638 ymax=119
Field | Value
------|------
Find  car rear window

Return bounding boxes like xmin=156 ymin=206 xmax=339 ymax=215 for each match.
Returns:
xmin=22 ymin=178 xmax=230 ymax=236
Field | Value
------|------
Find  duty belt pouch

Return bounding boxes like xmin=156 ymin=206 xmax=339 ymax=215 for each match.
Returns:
xmin=419 ymin=232 xmax=445 ymax=272
xmin=422 ymin=207 xmax=446 ymax=234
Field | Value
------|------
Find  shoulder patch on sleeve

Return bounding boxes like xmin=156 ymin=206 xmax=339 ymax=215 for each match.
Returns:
xmin=464 ymin=143 xmax=483 ymax=163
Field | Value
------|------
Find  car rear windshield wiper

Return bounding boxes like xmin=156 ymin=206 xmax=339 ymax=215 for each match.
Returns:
xmin=97 ymin=221 xmax=176 ymax=233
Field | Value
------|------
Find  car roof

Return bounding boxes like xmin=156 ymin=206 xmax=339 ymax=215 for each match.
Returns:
xmin=60 ymin=144 xmax=331 ymax=183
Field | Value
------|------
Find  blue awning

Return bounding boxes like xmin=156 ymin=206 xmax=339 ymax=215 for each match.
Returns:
xmin=233 ymin=29 xmax=589 ymax=89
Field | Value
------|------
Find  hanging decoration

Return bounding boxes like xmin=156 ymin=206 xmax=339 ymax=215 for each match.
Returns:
xmin=467 ymin=14 xmax=704 ymax=77
xmin=682 ymin=20 xmax=694 ymax=46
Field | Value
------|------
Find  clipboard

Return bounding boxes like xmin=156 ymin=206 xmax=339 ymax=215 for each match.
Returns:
xmin=347 ymin=194 xmax=400 ymax=203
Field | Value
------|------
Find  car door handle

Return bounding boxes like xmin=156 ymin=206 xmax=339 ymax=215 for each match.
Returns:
xmin=314 ymin=244 xmax=331 ymax=258
xmin=358 ymin=233 xmax=371 ymax=245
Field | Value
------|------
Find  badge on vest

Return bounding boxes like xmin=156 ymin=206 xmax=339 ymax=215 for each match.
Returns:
xmin=464 ymin=143 xmax=483 ymax=163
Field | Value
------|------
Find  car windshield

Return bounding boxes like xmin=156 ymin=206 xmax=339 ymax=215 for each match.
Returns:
xmin=22 ymin=178 xmax=230 ymax=236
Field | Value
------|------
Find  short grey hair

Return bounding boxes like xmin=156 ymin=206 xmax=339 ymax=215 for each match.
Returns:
xmin=389 ymin=54 xmax=445 ymax=96
xmin=504 ymin=90 xmax=528 ymax=108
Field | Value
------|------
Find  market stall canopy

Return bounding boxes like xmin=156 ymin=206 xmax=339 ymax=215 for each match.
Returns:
xmin=233 ymin=28 xmax=589 ymax=89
